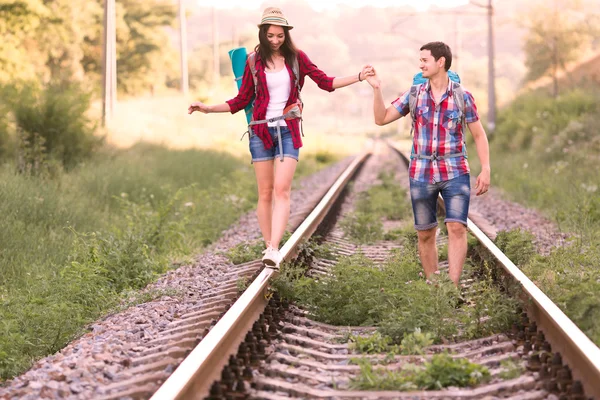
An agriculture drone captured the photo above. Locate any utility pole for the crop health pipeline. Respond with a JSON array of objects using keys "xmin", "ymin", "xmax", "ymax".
[
  {"xmin": 102, "ymin": 0, "xmax": 117, "ymax": 126},
  {"xmin": 178, "ymin": 0, "xmax": 189, "ymax": 95},
  {"xmin": 486, "ymin": 0, "xmax": 496, "ymax": 132},
  {"xmin": 212, "ymin": 6, "xmax": 220, "ymax": 90}
]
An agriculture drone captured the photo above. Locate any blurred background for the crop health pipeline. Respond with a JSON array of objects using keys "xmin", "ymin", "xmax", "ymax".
[{"xmin": 2, "ymin": 0, "xmax": 599, "ymax": 157}]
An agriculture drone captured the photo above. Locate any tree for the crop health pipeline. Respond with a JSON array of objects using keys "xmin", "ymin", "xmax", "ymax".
[
  {"xmin": 522, "ymin": 0, "xmax": 597, "ymax": 97},
  {"xmin": 80, "ymin": 0, "xmax": 178, "ymax": 94},
  {"xmin": 0, "ymin": 0, "xmax": 47, "ymax": 82},
  {"xmin": 37, "ymin": 0, "xmax": 102, "ymax": 83}
]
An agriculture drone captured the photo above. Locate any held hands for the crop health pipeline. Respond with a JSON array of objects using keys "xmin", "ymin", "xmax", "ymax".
[
  {"xmin": 364, "ymin": 65, "xmax": 381, "ymax": 89},
  {"xmin": 188, "ymin": 102, "xmax": 210, "ymax": 114},
  {"xmin": 475, "ymin": 167, "xmax": 491, "ymax": 196},
  {"xmin": 360, "ymin": 64, "xmax": 376, "ymax": 83}
]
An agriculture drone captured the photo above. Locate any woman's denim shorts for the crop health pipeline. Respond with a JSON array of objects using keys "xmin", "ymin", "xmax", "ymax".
[
  {"xmin": 249, "ymin": 126, "xmax": 299, "ymax": 163},
  {"xmin": 409, "ymin": 173, "xmax": 471, "ymax": 230}
]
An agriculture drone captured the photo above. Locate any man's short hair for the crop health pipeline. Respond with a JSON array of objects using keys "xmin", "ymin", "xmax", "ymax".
[{"xmin": 420, "ymin": 42, "xmax": 452, "ymax": 71}]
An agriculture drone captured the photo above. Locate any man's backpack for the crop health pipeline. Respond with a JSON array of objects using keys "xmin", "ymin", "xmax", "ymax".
[{"xmin": 408, "ymin": 70, "xmax": 467, "ymax": 160}]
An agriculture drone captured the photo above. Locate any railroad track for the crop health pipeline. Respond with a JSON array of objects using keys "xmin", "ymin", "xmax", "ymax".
[{"xmin": 103, "ymin": 141, "xmax": 600, "ymax": 400}]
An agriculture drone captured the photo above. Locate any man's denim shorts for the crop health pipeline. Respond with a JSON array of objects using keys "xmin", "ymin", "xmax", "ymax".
[
  {"xmin": 249, "ymin": 126, "xmax": 299, "ymax": 163},
  {"xmin": 409, "ymin": 173, "xmax": 471, "ymax": 230}
]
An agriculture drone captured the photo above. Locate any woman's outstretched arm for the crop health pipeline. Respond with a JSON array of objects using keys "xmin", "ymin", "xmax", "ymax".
[
  {"xmin": 189, "ymin": 59, "xmax": 254, "ymax": 115},
  {"xmin": 332, "ymin": 65, "xmax": 374, "ymax": 89}
]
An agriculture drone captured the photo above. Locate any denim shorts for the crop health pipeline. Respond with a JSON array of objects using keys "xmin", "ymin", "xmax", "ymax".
[
  {"xmin": 249, "ymin": 126, "xmax": 299, "ymax": 163},
  {"xmin": 409, "ymin": 173, "xmax": 471, "ymax": 230}
]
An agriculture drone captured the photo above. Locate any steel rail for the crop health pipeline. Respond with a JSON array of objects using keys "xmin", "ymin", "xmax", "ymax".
[
  {"xmin": 388, "ymin": 140, "xmax": 600, "ymax": 399},
  {"xmin": 150, "ymin": 150, "xmax": 371, "ymax": 400}
]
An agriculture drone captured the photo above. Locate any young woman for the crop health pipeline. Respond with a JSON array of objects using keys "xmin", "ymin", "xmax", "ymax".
[{"xmin": 188, "ymin": 7, "xmax": 373, "ymax": 269}]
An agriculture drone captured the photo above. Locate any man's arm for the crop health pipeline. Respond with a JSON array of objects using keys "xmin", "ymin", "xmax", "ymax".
[
  {"xmin": 467, "ymin": 119, "xmax": 490, "ymax": 195},
  {"xmin": 366, "ymin": 71, "xmax": 402, "ymax": 126}
]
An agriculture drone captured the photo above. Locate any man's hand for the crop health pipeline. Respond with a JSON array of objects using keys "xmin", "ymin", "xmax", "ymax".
[
  {"xmin": 475, "ymin": 167, "xmax": 490, "ymax": 196},
  {"xmin": 365, "ymin": 66, "xmax": 381, "ymax": 89},
  {"xmin": 188, "ymin": 102, "xmax": 210, "ymax": 114},
  {"xmin": 360, "ymin": 64, "xmax": 375, "ymax": 82}
]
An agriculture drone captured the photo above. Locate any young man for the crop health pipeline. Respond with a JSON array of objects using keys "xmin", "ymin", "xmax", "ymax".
[{"xmin": 366, "ymin": 41, "xmax": 490, "ymax": 285}]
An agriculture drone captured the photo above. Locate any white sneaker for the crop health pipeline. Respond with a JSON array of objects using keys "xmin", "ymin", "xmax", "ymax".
[{"xmin": 262, "ymin": 247, "xmax": 281, "ymax": 269}]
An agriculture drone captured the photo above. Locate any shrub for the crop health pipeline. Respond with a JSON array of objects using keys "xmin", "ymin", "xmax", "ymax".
[{"xmin": 9, "ymin": 82, "xmax": 100, "ymax": 169}]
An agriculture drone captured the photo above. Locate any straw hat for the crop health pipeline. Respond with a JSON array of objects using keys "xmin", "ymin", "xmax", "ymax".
[{"xmin": 257, "ymin": 7, "xmax": 293, "ymax": 29}]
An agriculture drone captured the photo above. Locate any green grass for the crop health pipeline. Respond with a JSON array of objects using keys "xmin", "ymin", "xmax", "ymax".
[
  {"xmin": 350, "ymin": 353, "xmax": 490, "ymax": 391},
  {"xmin": 340, "ymin": 172, "xmax": 412, "ymax": 244},
  {"xmin": 481, "ymin": 88, "xmax": 600, "ymax": 346},
  {"xmin": 0, "ymin": 143, "xmax": 336, "ymax": 380},
  {"xmin": 274, "ymin": 237, "xmax": 519, "ymax": 344}
]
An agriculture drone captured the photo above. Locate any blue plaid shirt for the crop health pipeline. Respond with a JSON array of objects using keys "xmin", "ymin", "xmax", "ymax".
[{"xmin": 393, "ymin": 80, "xmax": 479, "ymax": 183}]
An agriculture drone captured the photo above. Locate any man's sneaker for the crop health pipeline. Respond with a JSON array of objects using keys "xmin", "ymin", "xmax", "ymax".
[{"xmin": 262, "ymin": 247, "xmax": 281, "ymax": 269}]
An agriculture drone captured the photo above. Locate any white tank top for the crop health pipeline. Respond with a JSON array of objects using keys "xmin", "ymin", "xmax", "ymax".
[{"xmin": 265, "ymin": 67, "xmax": 291, "ymax": 127}]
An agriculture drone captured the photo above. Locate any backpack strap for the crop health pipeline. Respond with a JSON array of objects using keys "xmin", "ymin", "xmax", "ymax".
[
  {"xmin": 290, "ymin": 54, "xmax": 305, "ymax": 137},
  {"xmin": 408, "ymin": 84, "xmax": 422, "ymax": 159},
  {"xmin": 408, "ymin": 84, "xmax": 422, "ymax": 137},
  {"xmin": 245, "ymin": 52, "xmax": 258, "ymax": 124},
  {"xmin": 451, "ymin": 81, "xmax": 466, "ymax": 130},
  {"xmin": 291, "ymin": 55, "xmax": 301, "ymax": 100},
  {"xmin": 451, "ymin": 82, "xmax": 468, "ymax": 159},
  {"xmin": 248, "ymin": 52, "xmax": 258, "ymax": 90}
]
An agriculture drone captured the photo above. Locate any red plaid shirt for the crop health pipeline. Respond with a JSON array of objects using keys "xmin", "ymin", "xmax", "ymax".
[{"xmin": 226, "ymin": 50, "xmax": 335, "ymax": 149}]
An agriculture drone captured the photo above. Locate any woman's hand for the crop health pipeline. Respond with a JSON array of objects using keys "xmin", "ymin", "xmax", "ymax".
[
  {"xmin": 359, "ymin": 64, "xmax": 375, "ymax": 82},
  {"xmin": 188, "ymin": 102, "xmax": 210, "ymax": 114}
]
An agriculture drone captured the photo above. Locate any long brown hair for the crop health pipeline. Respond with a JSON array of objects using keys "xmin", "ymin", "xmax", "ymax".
[{"xmin": 254, "ymin": 24, "xmax": 298, "ymax": 68}]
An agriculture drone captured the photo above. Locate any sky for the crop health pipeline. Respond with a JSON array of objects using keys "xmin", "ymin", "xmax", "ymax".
[{"xmin": 196, "ymin": 0, "xmax": 471, "ymax": 12}]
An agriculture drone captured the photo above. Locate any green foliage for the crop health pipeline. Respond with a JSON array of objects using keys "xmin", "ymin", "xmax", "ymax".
[
  {"xmin": 438, "ymin": 244, "xmax": 448, "ymax": 262},
  {"xmin": 0, "ymin": 91, "xmax": 12, "ymax": 157},
  {"xmin": 489, "ymin": 88, "xmax": 600, "ymax": 346},
  {"xmin": 270, "ymin": 262, "xmax": 310, "ymax": 303},
  {"xmin": 0, "ymin": 0, "xmax": 178, "ymax": 93},
  {"xmin": 0, "ymin": 1, "xmax": 46, "ymax": 82},
  {"xmin": 236, "ymin": 276, "xmax": 249, "ymax": 292},
  {"xmin": 349, "ymin": 332, "xmax": 400, "ymax": 354},
  {"xmin": 340, "ymin": 173, "xmax": 411, "ymax": 244},
  {"xmin": 492, "ymin": 89, "xmax": 597, "ymax": 153},
  {"xmin": 415, "ymin": 353, "xmax": 490, "ymax": 389},
  {"xmin": 494, "ymin": 229, "xmax": 536, "ymax": 266},
  {"xmin": 400, "ymin": 329, "xmax": 435, "ymax": 355},
  {"xmin": 64, "ymin": 188, "xmax": 191, "ymax": 293},
  {"xmin": 523, "ymin": 1, "xmax": 593, "ymax": 86},
  {"xmin": 521, "ymin": 243, "xmax": 600, "ymax": 345},
  {"xmin": 350, "ymin": 353, "xmax": 490, "ymax": 390},
  {"xmin": 295, "ymin": 151, "xmax": 341, "ymax": 179},
  {"xmin": 14, "ymin": 130, "xmax": 56, "ymax": 177},
  {"xmin": 225, "ymin": 240, "xmax": 265, "ymax": 265},
  {"xmin": 460, "ymin": 276, "xmax": 520, "ymax": 339},
  {"xmin": 378, "ymin": 275, "xmax": 460, "ymax": 344},
  {"xmin": 499, "ymin": 359, "xmax": 524, "ymax": 380},
  {"xmin": 274, "ymin": 228, "xmax": 521, "ymax": 345},
  {"xmin": 340, "ymin": 212, "xmax": 384, "ymax": 244},
  {"xmin": 0, "ymin": 145, "xmax": 258, "ymax": 379},
  {"xmin": 275, "ymin": 248, "xmax": 463, "ymax": 342},
  {"xmin": 114, "ymin": 0, "xmax": 178, "ymax": 93},
  {"xmin": 350, "ymin": 358, "xmax": 418, "ymax": 391},
  {"xmin": 8, "ymin": 82, "xmax": 100, "ymax": 168},
  {"xmin": 355, "ymin": 172, "xmax": 411, "ymax": 220}
]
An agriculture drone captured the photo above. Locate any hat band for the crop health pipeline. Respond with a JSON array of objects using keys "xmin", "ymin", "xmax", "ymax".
[{"xmin": 260, "ymin": 16, "xmax": 289, "ymax": 26}]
